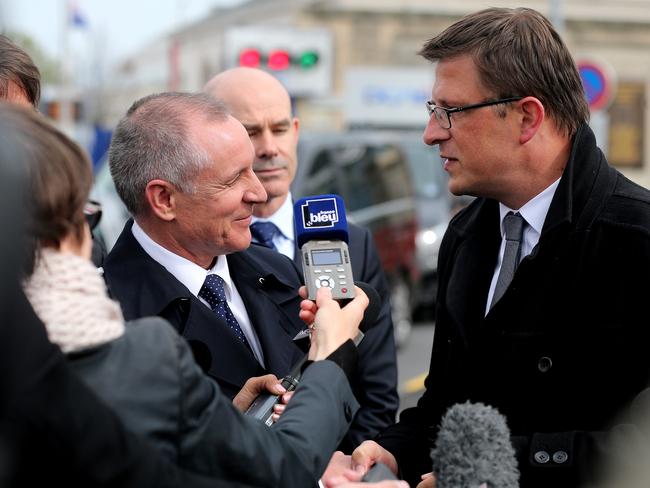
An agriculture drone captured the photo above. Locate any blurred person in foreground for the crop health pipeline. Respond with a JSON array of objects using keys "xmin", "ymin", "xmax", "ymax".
[
  {"xmin": 204, "ymin": 67, "xmax": 399, "ymax": 452},
  {"xmin": 7, "ymin": 101, "xmax": 372, "ymax": 487},
  {"xmin": 103, "ymin": 92, "xmax": 312, "ymax": 405},
  {"xmin": 0, "ymin": 33, "xmax": 108, "ymax": 266},
  {"xmin": 327, "ymin": 7, "xmax": 650, "ymax": 488},
  {"xmin": 0, "ymin": 34, "xmax": 40, "ymax": 108},
  {"xmin": 0, "ymin": 101, "xmax": 221, "ymax": 488}
]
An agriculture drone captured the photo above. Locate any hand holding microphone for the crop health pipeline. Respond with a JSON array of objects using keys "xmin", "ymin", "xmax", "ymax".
[
  {"xmin": 246, "ymin": 283, "xmax": 373, "ymax": 424},
  {"xmin": 300, "ymin": 285, "xmax": 368, "ymax": 361},
  {"xmin": 246, "ymin": 194, "xmax": 378, "ymax": 424}
]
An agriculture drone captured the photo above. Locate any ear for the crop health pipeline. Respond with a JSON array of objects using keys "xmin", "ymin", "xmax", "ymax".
[
  {"xmin": 518, "ymin": 97, "xmax": 545, "ymax": 144},
  {"xmin": 292, "ymin": 116, "xmax": 300, "ymax": 143},
  {"xmin": 144, "ymin": 179, "xmax": 177, "ymax": 222}
]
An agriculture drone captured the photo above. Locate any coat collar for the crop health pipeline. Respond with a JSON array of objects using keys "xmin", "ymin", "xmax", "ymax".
[
  {"xmin": 543, "ymin": 123, "xmax": 612, "ymax": 235},
  {"xmin": 443, "ymin": 123, "xmax": 615, "ymax": 333}
]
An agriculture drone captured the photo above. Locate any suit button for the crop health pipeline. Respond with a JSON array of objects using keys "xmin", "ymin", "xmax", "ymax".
[
  {"xmin": 534, "ymin": 450, "xmax": 550, "ymax": 464},
  {"xmin": 537, "ymin": 356, "xmax": 553, "ymax": 373},
  {"xmin": 553, "ymin": 450, "xmax": 568, "ymax": 464}
]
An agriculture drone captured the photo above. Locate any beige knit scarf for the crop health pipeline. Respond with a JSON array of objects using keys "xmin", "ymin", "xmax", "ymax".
[{"xmin": 23, "ymin": 248, "xmax": 125, "ymax": 353}]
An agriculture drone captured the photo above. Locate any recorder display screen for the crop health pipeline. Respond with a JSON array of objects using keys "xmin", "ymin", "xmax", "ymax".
[{"xmin": 311, "ymin": 249, "xmax": 343, "ymax": 266}]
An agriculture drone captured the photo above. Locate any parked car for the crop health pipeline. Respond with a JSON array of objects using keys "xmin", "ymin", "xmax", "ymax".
[{"xmin": 294, "ymin": 131, "xmax": 456, "ymax": 346}]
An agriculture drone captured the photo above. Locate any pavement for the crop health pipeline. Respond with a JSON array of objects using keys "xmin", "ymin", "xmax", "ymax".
[{"xmin": 396, "ymin": 321, "xmax": 434, "ymax": 414}]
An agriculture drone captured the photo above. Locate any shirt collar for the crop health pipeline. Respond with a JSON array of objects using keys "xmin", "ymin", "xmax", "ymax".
[
  {"xmin": 131, "ymin": 220, "xmax": 234, "ymax": 299},
  {"xmin": 498, "ymin": 177, "xmax": 561, "ymax": 237},
  {"xmin": 252, "ymin": 191, "xmax": 295, "ymax": 242}
]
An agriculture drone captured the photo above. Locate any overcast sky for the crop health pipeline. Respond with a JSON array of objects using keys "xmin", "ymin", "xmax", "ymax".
[{"xmin": 1, "ymin": 0, "xmax": 243, "ymax": 63}]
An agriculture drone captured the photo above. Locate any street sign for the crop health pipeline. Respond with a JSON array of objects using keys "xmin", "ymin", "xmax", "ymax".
[{"xmin": 578, "ymin": 59, "xmax": 616, "ymax": 111}]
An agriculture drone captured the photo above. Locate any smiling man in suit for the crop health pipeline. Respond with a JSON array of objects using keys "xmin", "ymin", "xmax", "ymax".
[
  {"xmin": 204, "ymin": 68, "xmax": 399, "ymax": 452},
  {"xmin": 103, "ymin": 92, "xmax": 309, "ymax": 400}
]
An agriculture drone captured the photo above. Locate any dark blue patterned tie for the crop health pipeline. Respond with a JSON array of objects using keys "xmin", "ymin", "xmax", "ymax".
[
  {"xmin": 250, "ymin": 221, "xmax": 279, "ymax": 250},
  {"xmin": 198, "ymin": 274, "xmax": 251, "ymax": 349}
]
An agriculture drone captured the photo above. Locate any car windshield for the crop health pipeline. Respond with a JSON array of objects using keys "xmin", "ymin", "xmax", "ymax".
[{"xmin": 402, "ymin": 142, "xmax": 446, "ymax": 199}]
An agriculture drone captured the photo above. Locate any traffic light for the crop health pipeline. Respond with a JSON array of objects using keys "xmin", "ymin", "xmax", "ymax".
[
  {"xmin": 268, "ymin": 50, "xmax": 290, "ymax": 71},
  {"xmin": 237, "ymin": 48, "xmax": 320, "ymax": 71},
  {"xmin": 239, "ymin": 48, "xmax": 261, "ymax": 68},
  {"xmin": 299, "ymin": 50, "xmax": 319, "ymax": 69}
]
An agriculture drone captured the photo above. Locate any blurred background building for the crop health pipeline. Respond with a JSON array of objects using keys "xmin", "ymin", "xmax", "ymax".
[
  {"xmin": 2, "ymin": 0, "xmax": 649, "ymax": 185},
  {"xmin": 97, "ymin": 0, "xmax": 650, "ymax": 187}
]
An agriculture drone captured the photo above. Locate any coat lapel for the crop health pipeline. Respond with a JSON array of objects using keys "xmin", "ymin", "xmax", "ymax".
[
  {"xmin": 228, "ymin": 249, "xmax": 306, "ymax": 377},
  {"xmin": 445, "ymin": 201, "xmax": 501, "ymax": 343},
  {"xmin": 104, "ymin": 221, "xmax": 266, "ymax": 393}
]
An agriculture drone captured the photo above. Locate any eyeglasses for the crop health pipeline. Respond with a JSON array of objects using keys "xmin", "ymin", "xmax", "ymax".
[
  {"xmin": 425, "ymin": 97, "xmax": 523, "ymax": 129},
  {"xmin": 84, "ymin": 200, "xmax": 102, "ymax": 231}
]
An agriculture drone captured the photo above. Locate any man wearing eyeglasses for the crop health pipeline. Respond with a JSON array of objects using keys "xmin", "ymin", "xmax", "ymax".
[{"xmin": 324, "ymin": 7, "xmax": 650, "ymax": 488}]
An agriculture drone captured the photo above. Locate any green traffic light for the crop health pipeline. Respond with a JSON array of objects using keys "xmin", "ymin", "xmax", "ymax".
[{"xmin": 300, "ymin": 51, "xmax": 319, "ymax": 69}]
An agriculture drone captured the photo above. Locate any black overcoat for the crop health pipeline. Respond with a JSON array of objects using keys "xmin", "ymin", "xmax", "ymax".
[{"xmin": 376, "ymin": 124, "xmax": 650, "ymax": 487}]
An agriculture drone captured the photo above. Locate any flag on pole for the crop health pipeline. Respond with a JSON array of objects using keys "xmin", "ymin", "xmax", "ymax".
[{"xmin": 68, "ymin": 1, "xmax": 88, "ymax": 28}]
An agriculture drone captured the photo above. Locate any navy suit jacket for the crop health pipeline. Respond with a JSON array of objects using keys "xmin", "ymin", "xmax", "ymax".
[
  {"xmin": 293, "ymin": 222, "xmax": 399, "ymax": 452},
  {"xmin": 104, "ymin": 220, "xmax": 306, "ymax": 399}
]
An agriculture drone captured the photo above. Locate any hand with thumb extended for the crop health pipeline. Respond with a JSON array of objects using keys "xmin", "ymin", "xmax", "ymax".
[{"xmin": 303, "ymin": 285, "xmax": 368, "ymax": 361}]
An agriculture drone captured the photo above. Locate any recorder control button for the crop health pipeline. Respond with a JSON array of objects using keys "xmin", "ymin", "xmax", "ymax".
[{"xmin": 315, "ymin": 275, "xmax": 334, "ymax": 289}]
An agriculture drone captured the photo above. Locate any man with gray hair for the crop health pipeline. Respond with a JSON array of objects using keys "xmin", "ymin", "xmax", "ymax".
[{"xmin": 104, "ymin": 92, "xmax": 310, "ymax": 403}]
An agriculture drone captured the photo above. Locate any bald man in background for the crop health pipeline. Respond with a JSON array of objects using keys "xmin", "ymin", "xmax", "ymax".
[{"xmin": 204, "ymin": 68, "xmax": 399, "ymax": 452}]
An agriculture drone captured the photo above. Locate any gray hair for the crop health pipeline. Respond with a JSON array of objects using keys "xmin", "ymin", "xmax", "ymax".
[{"xmin": 108, "ymin": 92, "xmax": 229, "ymax": 216}]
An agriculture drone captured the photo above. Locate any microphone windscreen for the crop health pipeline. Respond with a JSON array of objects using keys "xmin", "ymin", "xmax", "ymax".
[
  {"xmin": 293, "ymin": 194, "xmax": 349, "ymax": 248},
  {"xmin": 354, "ymin": 281, "xmax": 381, "ymax": 332},
  {"xmin": 431, "ymin": 402, "xmax": 520, "ymax": 488}
]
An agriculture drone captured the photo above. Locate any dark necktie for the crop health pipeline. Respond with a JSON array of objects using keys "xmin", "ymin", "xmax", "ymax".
[
  {"xmin": 250, "ymin": 221, "xmax": 279, "ymax": 250},
  {"xmin": 198, "ymin": 274, "xmax": 251, "ymax": 349},
  {"xmin": 490, "ymin": 212, "xmax": 526, "ymax": 309}
]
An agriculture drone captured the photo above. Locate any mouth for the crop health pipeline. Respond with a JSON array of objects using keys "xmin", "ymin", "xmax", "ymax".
[
  {"xmin": 254, "ymin": 166, "xmax": 286, "ymax": 177},
  {"xmin": 441, "ymin": 156, "xmax": 457, "ymax": 171},
  {"xmin": 236, "ymin": 215, "xmax": 253, "ymax": 225}
]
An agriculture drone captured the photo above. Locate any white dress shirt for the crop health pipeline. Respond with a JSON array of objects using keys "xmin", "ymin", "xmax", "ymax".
[
  {"xmin": 251, "ymin": 192, "xmax": 296, "ymax": 260},
  {"xmin": 131, "ymin": 221, "xmax": 265, "ymax": 366},
  {"xmin": 485, "ymin": 178, "xmax": 561, "ymax": 315}
]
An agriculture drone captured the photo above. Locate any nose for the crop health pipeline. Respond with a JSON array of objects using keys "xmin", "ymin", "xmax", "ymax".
[
  {"xmin": 256, "ymin": 129, "xmax": 279, "ymax": 160},
  {"xmin": 423, "ymin": 116, "xmax": 450, "ymax": 146},
  {"xmin": 244, "ymin": 168, "xmax": 268, "ymax": 204}
]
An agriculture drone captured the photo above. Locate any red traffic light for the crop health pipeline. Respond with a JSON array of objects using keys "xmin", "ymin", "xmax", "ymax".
[
  {"xmin": 239, "ymin": 48, "xmax": 261, "ymax": 68},
  {"xmin": 268, "ymin": 50, "xmax": 290, "ymax": 71}
]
